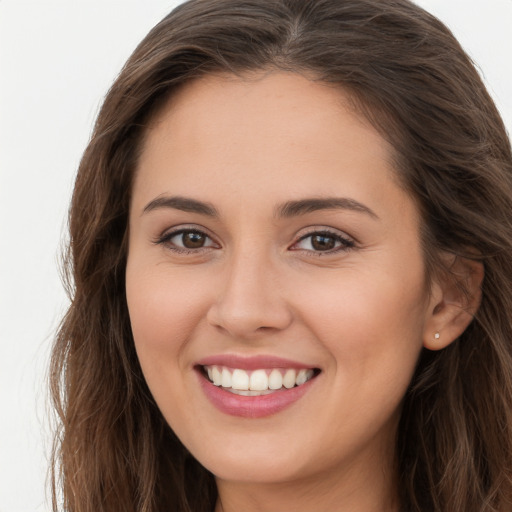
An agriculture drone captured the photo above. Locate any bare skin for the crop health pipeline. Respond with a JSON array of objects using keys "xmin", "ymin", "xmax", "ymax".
[{"xmin": 126, "ymin": 71, "xmax": 478, "ymax": 512}]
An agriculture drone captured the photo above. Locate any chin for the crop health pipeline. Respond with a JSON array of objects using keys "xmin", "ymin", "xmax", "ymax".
[{"xmin": 203, "ymin": 453, "xmax": 310, "ymax": 484}]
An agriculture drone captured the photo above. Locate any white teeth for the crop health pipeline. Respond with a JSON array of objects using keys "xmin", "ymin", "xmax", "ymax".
[
  {"xmin": 268, "ymin": 369, "xmax": 283, "ymax": 389},
  {"xmin": 221, "ymin": 367, "xmax": 232, "ymax": 388},
  {"xmin": 296, "ymin": 369, "xmax": 310, "ymax": 386},
  {"xmin": 229, "ymin": 389, "xmax": 274, "ymax": 396},
  {"xmin": 283, "ymin": 369, "xmax": 296, "ymax": 389},
  {"xmin": 231, "ymin": 369, "xmax": 249, "ymax": 390},
  {"xmin": 249, "ymin": 369, "xmax": 268, "ymax": 391},
  {"xmin": 212, "ymin": 366, "xmax": 222, "ymax": 386},
  {"xmin": 204, "ymin": 365, "xmax": 316, "ymax": 391}
]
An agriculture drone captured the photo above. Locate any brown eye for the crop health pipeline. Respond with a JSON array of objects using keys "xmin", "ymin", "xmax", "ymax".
[
  {"xmin": 181, "ymin": 231, "xmax": 207, "ymax": 248},
  {"xmin": 311, "ymin": 234, "xmax": 336, "ymax": 251},
  {"xmin": 158, "ymin": 228, "xmax": 217, "ymax": 252},
  {"xmin": 292, "ymin": 230, "xmax": 355, "ymax": 254}
]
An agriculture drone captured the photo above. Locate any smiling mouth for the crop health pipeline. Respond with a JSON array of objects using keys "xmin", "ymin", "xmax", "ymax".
[{"xmin": 201, "ymin": 365, "xmax": 320, "ymax": 396}]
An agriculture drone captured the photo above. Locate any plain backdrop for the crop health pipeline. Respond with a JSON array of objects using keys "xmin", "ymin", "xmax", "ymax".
[{"xmin": 0, "ymin": 1, "xmax": 511, "ymax": 510}]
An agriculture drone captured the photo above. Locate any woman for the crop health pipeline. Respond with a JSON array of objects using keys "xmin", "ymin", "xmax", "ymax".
[{"xmin": 49, "ymin": 0, "xmax": 512, "ymax": 511}]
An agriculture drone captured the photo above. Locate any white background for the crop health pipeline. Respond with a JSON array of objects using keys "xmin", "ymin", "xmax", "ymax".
[{"xmin": 1, "ymin": 1, "xmax": 511, "ymax": 510}]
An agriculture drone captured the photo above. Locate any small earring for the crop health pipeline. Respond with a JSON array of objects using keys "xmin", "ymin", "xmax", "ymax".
[{"xmin": 434, "ymin": 332, "xmax": 440, "ymax": 340}]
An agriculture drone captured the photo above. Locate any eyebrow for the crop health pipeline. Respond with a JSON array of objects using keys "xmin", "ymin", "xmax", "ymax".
[
  {"xmin": 143, "ymin": 196, "xmax": 219, "ymax": 217},
  {"xmin": 275, "ymin": 197, "xmax": 378, "ymax": 220},
  {"xmin": 142, "ymin": 195, "xmax": 378, "ymax": 220}
]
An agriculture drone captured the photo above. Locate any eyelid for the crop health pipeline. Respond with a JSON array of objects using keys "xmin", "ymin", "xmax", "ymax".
[
  {"xmin": 290, "ymin": 226, "xmax": 356, "ymax": 253},
  {"xmin": 153, "ymin": 224, "xmax": 356, "ymax": 255},
  {"xmin": 294, "ymin": 225, "xmax": 357, "ymax": 242},
  {"xmin": 153, "ymin": 224, "xmax": 220, "ymax": 252}
]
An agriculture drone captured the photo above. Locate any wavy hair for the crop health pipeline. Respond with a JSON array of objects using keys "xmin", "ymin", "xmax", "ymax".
[{"xmin": 50, "ymin": 0, "xmax": 512, "ymax": 510}]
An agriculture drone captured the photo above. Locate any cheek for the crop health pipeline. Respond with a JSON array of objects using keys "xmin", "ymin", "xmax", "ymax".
[
  {"xmin": 125, "ymin": 264, "xmax": 211, "ymax": 371},
  {"xmin": 300, "ymin": 261, "xmax": 427, "ymax": 329},
  {"xmin": 296, "ymin": 265, "xmax": 428, "ymax": 381}
]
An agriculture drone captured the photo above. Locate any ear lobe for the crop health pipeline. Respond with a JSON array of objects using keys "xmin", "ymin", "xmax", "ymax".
[{"xmin": 423, "ymin": 255, "xmax": 484, "ymax": 351}]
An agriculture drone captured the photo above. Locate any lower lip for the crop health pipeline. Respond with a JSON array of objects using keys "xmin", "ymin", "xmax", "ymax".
[{"xmin": 197, "ymin": 371, "xmax": 317, "ymax": 418}]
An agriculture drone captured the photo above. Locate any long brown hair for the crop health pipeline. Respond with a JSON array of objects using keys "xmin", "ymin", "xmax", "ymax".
[{"xmin": 50, "ymin": 1, "xmax": 512, "ymax": 510}]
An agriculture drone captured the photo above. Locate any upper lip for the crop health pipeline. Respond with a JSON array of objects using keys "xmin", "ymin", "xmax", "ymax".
[{"xmin": 195, "ymin": 354, "xmax": 319, "ymax": 371}]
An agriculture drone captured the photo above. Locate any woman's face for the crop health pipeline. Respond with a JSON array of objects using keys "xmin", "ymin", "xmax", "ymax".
[{"xmin": 126, "ymin": 72, "xmax": 437, "ymax": 487}]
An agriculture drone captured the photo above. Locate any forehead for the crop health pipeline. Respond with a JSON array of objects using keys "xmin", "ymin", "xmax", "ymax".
[
  {"xmin": 135, "ymin": 71, "xmax": 400, "ymax": 201},
  {"xmin": 146, "ymin": 71, "xmax": 383, "ymax": 151},
  {"xmin": 134, "ymin": 72, "xmax": 416, "ymax": 230}
]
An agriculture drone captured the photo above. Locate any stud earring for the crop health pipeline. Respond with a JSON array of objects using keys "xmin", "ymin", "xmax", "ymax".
[{"xmin": 434, "ymin": 332, "xmax": 440, "ymax": 340}]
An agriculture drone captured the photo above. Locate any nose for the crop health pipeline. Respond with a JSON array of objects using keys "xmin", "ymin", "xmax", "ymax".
[{"xmin": 206, "ymin": 249, "xmax": 293, "ymax": 339}]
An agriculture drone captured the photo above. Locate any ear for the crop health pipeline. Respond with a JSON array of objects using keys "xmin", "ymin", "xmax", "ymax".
[{"xmin": 423, "ymin": 255, "xmax": 484, "ymax": 351}]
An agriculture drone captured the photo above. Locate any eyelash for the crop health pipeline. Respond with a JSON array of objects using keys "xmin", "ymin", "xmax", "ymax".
[
  {"xmin": 292, "ymin": 229, "xmax": 356, "ymax": 255},
  {"xmin": 154, "ymin": 227, "xmax": 356, "ymax": 255},
  {"xmin": 154, "ymin": 227, "xmax": 218, "ymax": 254}
]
